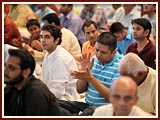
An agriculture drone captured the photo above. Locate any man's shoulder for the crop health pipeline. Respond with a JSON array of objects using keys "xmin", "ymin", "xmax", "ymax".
[
  {"xmin": 130, "ymin": 105, "xmax": 153, "ymax": 116},
  {"xmin": 93, "ymin": 104, "xmax": 113, "ymax": 116}
]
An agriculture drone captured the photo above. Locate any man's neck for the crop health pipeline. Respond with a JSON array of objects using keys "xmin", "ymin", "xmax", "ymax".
[
  {"xmin": 137, "ymin": 67, "xmax": 149, "ymax": 86},
  {"xmin": 136, "ymin": 38, "xmax": 149, "ymax": 52}
]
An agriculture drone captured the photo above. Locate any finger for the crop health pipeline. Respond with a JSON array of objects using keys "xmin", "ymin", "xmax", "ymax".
[{"xmin": 88, "ymin": 52, "xmax": 91, "ymax": 59}]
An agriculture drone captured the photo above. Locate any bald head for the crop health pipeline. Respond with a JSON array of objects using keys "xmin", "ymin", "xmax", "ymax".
[
  {"xmin": 110, "ymin": 76, "xmax": 137, "ymax": 95},
  {"xmin": 110, "ymin": 76, "xmax": 138, "ymax": 116}
]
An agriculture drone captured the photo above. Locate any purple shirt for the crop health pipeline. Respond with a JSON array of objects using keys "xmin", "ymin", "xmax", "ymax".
[{"xmin": 60, "ymin": 11, "xmax": 86, "ymax": 45}]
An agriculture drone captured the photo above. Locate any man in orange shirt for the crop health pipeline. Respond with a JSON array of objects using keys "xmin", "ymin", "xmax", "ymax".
[{"xmin": 75, "ymin": 20, "xmax": 99, "ymax": 63}]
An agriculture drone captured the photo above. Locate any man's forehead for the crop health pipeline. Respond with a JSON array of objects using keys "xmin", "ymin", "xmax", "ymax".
[
  {"xmin": 6, "ymin": 56, "xmax": 20, "ymax": 64},
  {"xmin": 40, "ymin": 30, "xmax": 51, "ymax": 35}
]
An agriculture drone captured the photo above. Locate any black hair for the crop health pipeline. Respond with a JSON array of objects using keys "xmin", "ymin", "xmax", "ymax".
[
  {"xmin": 42, "ymin": 13, "xmax": 60, "ymax": 26},
  {"xmin": 8, "ymin": 49, "xmax": 35, "ymax": 76},
  {"xmin": 26, "ymin": 19, "xmax": 40, "ymax": 30},
  {"xmin": 82, "ymin": 20, "xmax": 98, "ymax": 33},
  {"xmin": 132, "ymin": 18, "xmax": 152, "ymax": 39},
  {"xmin": 41, "ymin": 24, "xmax": 62, "ymax": 45},
  {"xmin": 97, "ymin": 32, "xmax": 117, "ymax": 52},
  {"xmin": 110, "ymin": 22, "xmax": 125, "ymax": 33}
]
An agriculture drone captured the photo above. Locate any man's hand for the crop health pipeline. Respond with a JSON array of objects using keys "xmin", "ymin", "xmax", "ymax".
[
  {"xmin": 70, "ymin": 67, "xmax": 93, "ymax": 83},
  {"xmin": 80, "ymin": 53, "xmax": 94, "ymax": 70}
]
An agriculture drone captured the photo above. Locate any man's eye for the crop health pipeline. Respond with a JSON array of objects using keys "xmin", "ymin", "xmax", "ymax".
[
  {"xmin": 45, "ymin": 36, "xmax": 50, "ymax": 39},
  {"xmin": 113, "ymin": 95, "xmax": 120, "ymax": 100},
  {"xmin": 124, "ymin": 96, "xmax": 132, "ymax": 102}
]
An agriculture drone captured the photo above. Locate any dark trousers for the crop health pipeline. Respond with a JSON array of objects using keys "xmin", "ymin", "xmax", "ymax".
[{"xmin": 56, "ymin": 99, "xmax": 96, "ymax": 116}]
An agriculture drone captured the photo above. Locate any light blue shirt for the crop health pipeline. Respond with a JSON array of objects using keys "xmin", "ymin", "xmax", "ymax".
[
  {"xmin": 85, "ymin": 52, "xmax": 123, "ymax": 106},
  {"xmin": 36, "ymin": 6, "xmax": 55, "ymax": 27},
  {"xmin": 117, "ymin": 28, "xmax": 135, "ymax": 55}
]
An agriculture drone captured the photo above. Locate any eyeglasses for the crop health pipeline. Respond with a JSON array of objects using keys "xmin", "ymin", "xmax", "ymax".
[{"xmin": 4, "ymin": 64, "xmax": 21, "ymax": 72}]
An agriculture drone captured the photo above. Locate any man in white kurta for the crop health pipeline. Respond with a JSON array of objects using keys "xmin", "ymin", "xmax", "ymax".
[
  {"xmin": 42, "ymin": 45, "xmax": 80, "ymax": 101},
  {"xmin": 41, "ymin": 24, "xmax": 80, "ymax": 101}
]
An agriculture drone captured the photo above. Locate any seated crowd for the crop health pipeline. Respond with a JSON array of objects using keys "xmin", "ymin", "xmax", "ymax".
[{"xmin": 4, "ymin": 3, "xmax": 157, "ymax": 117}]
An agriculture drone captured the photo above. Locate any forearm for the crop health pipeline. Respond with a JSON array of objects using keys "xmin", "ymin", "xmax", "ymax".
[
  {"xmin": 76, "ymin": 79, "xmax": 87, "ymax": 93},
  {"xmin": 89, "ymin": 76, "xmax": 110, "ymax": 100}
]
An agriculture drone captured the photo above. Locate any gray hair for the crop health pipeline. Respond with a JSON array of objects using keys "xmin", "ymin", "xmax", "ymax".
[{"xmin": 118, "ymin": 53, "xmax": 147, "ymax": 77}]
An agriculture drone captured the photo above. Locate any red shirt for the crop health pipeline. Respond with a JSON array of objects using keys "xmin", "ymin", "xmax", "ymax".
[
  {"xmin": 4, "ymin": 16, "xmax": 22, "ymax": 48},
  {"xmin": 126, "ymin": 40, "xmax": 156, "ymax": 69}
]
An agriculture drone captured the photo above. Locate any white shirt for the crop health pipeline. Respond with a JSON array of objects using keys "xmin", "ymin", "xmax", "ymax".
[
  {"xmin": 93, "ymin": 104, "xmax": 152, "ymax": 116},
  {"xmin": 113, "ymin": 6, "xmax": 141, "ymax": 28},
  {"xmin": 42, "ymin": 46, "xmax": 80, "ymax": 100},
  {"xmin": 61, "ymin": 27, "xmax": 81, "ymax": 57}
]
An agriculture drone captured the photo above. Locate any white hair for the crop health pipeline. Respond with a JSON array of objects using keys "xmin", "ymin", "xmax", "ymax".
[{"xmin": 118, "ymin": 53, "xmax": 147, "ymax": 77}]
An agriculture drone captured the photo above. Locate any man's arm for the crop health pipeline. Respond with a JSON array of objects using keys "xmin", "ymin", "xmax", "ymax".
[{"xmin": 71, "ymin": 67, "xmax": 110, "ymax": 100}]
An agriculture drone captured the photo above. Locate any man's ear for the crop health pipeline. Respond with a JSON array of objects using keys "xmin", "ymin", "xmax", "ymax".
[
  {"xmin": 112, "ymin": 49, "xmax": 117, "ymax": 55},
  {"xmin": 22, "ymin": 68, "xmax": 31, "ymax": 78},
  {"xmin": 144, "ymin": 29, "xmax": 150, "ymax": 36},
  {"xmin": 55, "ymin": 38, "xmax": 60, "ymax": 45},
  {"xmin": 137, "ymin": 71, "xmax": 145, "ymax": 79}
]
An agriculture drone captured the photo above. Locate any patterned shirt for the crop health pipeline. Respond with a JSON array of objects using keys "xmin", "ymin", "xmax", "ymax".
[
  {"xmin": 85, "ymin": 52, "xmax": 123, "ymax": 106},
  {"xmin": 80, "ymin": 5, "xmax": 108, "ymax": 31}
]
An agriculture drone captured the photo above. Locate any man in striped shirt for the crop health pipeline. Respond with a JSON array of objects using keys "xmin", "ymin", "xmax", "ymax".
[{"xmin": 71, "ymin": 32, "xmax": 123, "ymax": 107}]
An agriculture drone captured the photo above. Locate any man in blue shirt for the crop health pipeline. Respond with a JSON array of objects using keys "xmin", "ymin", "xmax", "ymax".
[
  {"xmin": 71, "ymin": 32, "xmax": 123, "ymax": 106},
  {"xmin": 110, "ymin": 22, "xmax": 135, "ymax": 55}
]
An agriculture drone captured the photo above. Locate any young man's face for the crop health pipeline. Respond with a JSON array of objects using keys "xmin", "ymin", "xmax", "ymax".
[
  {"xmin": 40, "ymin": 30, "xmax": 57, "ymax": 54},
  {"xmin": 132, "ymin": 23, "xmax": 146, "ymax": 40},
  {"xmin": 59, "ymin": 5, "xmax": 71, "ymax": 15},
  {"xmin": 84, "ymin": 24, "xmax": 99, "ymax": 46},
  {"xmin": 143, "ymin": 4, "xmax": 155, "ymax": 13},
  {"xmin": 95, "ymin": 42, "xmax": 116, "ymax": 65},
  {"xmin": 4, "ymin": 56, "xmax": 23, "ymax": 85},
  {"xmin": 114, "ymin": 31, "xmax": 125, "ymax": 41}
]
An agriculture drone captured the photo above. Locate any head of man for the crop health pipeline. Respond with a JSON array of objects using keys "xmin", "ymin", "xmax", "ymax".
[
  {"xmin": 82, "ymin": 20, "xmax": 99, "ymax": 46},
  {"xmin": 95, "ymin": 32, "xmax": 117, "ymax": 65},
  {"xmin": 118, "ymin": 53, "xmax": 148, "ymax": 85},
  {"xmin": 42, "ymin": 13, "xmax": 60, "ymax": 26},
  {"xmin": 143, "ymin": 4, "xmax": 156, "ymax": 14},
  {"xmin": 84, "ymin": 4, "xmax": 95, "ymax": 12},
  {"xmin": 132, "ymin": 18, "xmax": 152, "ymax": 40},
  {"xmin": 4, "ymin": 49, "xmax": 35, "ymax": 86},
  {"xmin": 60, "ymin": 4, "xmax": 73, "ymax": 16},
  {"xmin": 36, "ymin": 4, "xmax": 47, "ymax": 11},
  {"xmin": 110, "ymin": 22, "xmax": 127, "ymax": 41},
  {"xmin": 123, "ymin": 4, "xmax": 135, "ymax": 15},
  {"xmin": 110, "ymin": 76, "xmax": 138, "ymax": 116},
  {"xmin": 40, "ymin": 24, "xmax": 62, "ymax": 54},
  {"xmin": 26, "ymin": 19, "xmax": 40, "ymax": 39},
  {"xmin": 112, "ymin": 4, "xmax": 121, "ymax": 10}
]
